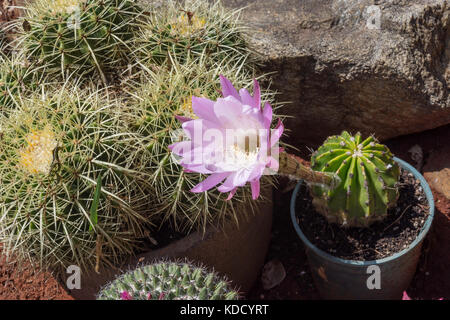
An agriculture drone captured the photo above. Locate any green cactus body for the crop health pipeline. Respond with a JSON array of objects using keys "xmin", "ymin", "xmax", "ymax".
[
  {"xmin": 0, "ymin": 54, "xmax": 40, "ymax": 112},
  {"xmin": 97, "ymin": 260, "xmax": 240, "ymax": 300},
  {"xmin": 121, "ymin": 56, "xmax": 275, "ymax": 232},
  {"xmin": 310, "ymin": 131, "xmax": 400, "ymax": 227},
  {"xmin": 137, "ymin": 0, "xmax": 249, "ymax": 67},
  {"xmin": 19, "ymin": 0, "xmax": 142, "ymax": 82},
  {"xmin": 0, "ymin": 85, "xmax": 154, "ymax": 270}
]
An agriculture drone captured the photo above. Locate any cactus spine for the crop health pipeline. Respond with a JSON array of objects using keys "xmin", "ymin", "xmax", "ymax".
[
  {"xmin": 0, "ymin": 53, "xmax": 41, "ymax": 112},
  {"xmin": 136, "ymin": 0, "xmax": 250, "ymax": 68},
  {"xmin": 97, "ymin": 260, "xmax": 240, "ymax": 300},
  {"xmin": 0, "ymin": 84, "xmax": 154, "ymax": 270},
  {"xmin": 17, "ymin": 0, "xmax": 143, "ymax": 82},
  {"xmin": 310, "ymin": 131, "xmax": 400, "ymax": 227}
]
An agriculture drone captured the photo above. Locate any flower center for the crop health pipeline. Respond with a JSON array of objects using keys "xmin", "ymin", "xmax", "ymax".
[
  {"xmin": 225, "ymin": 144, "xmax": 259, "ymax": 170},
  {"xmin": 180, "ymin": 96, "xmax": 196, "ymax": 118},
  {"xmin": 170, "ymin": 14, "xmax": 206, "ymax": 36},
  {"xmin": 48, "ymin": 0, "xmax": 84, "ymax": 15},
  {"xmin": 20, "ymin": 126, "xmax": 58, "ymax": 175}
]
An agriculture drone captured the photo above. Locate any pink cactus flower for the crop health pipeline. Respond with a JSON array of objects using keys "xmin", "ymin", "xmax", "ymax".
[
  {"xmin": 402, "ymin": 291, "xmax": 445, "ymax": 300},
  {"xmin": 170, "ymin": 75, "xmax": 283, "ymax": 200},
  {"xmin": 120, "ymin": 291, "xmax": 133, "ymax": 300},
  {"xmin": 402, "ymin": 291, "xmax": 412, "ymax": 300}
]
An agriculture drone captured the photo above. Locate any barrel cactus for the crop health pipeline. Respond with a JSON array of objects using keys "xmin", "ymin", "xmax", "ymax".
[
  {"xmin": 17, "ymin": 0, "xmax": 143, "ymax": 82},
  {"xmin": 97, "ymin": 260, "xmax": 240, "ymax": 300},
  {"xmin": 0, "ymin": 84, "xmax": 154, "ymax": 270},
  {"xmin": 122, "ymin": 56, "xmax": 275, "ymax": 232},
  {"xmin": 136, "ymin": 0, "xmax": 250, "ymax": 68},
  {"xmin": 310, "ymin": 131, "xmax": 400, "ymax": 227}
]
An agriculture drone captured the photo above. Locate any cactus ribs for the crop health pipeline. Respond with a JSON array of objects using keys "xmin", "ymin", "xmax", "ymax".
[{"xmin": 294, "ymin": 169, "xmax": 429, "ymax": 261}]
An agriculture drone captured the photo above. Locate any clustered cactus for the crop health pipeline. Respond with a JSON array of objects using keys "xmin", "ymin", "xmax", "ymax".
[
  {"xmin": 97, "ymin": 260, "xmax": 240, "ymax": 300},
  {"xmin": 0, "ymin": 0, "xmax": 266, "ymax": 272},
  {"xmin": 310, "ymin": 131, "xmax": 400, "ymax": 227},
  {"xmin": 0, "ymin": 86, "xmax": 154, "ymax": 269},
  {"xmin": 136, "ymin": 0, "xmax": 250, "ymax": 68},
  {"xmin": 17, "ymin": 0, "xmax": 143, "ymax": 82}
]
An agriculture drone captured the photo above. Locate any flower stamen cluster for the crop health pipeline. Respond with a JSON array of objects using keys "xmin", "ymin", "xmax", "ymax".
[
  {"xmin": 19, "ymin": 126, "xmax": 58, "ymax": 175},
  {"xmin": 170, "ymin": 14, "xmax": 206, "ymax": 36}
]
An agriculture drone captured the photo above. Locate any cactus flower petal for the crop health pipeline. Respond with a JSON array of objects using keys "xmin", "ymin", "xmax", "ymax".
[
  {"xmin": 191, "ymin": 172, "xmax": 230, "ymax": 193},
  {"xmin": 181, "ymin": 119, "xmax": 220, "ymax": 139},
  {"xmin": 251, "ymin": 79, "xmax": 261, "ymax": 109},
  {"xmin": 175, "ymin": 115, "xmax": 192, "ymax": 123},
  {"xmin": 250, "ymin": 180, "xmax": 260, "ymax": 200},
  {"xmin": 239, "ymin": 79, "xmax": 260, "ymax": 109},
  {"xmin": 226, "ymin": 188, "xmax": 238, "ymax": 200},
  {"xmin": 262, "ymin": 102, "xmax": 273, "ymax": 129},
  {"xmin": 218, "ymin": 172, "xmax": 241, "ymax": 193},
  {"xmin": 220, "ymin": 75, "xmax": 240, "ymax": 100},
  {"xmin": 120, "ymin": 291, "xmax": 133, "ymax": 300},
  {"xmin": 192, "ymin": 96, "xmax": 218, "ymax": 123},
  {"xmin": 214, "ymin": 96, "xmax": 245, "ymax": 125},
  {"xmin": 239, "ymin": 88, "xmax": 255, "ymax": 107},
  {"xmin": 267, "ymin": 157, "xmax": 280, "ymax": 171},
  {"xmin": 271, "ymin": 119, "xmax": 284, "ymax": 147}
]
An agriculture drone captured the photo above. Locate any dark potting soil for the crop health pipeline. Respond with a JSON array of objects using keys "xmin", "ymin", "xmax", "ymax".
[
  {"xmin": 294, "ymin": 169, "xmax": 430, "ymax": 261},
  {"xmin": 140, "ymin": 222, "xmax": 188, "ymax": 251}
]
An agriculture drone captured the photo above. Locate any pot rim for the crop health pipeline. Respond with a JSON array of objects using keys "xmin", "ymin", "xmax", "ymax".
[{"xmin": 290, "ymin": 157, "xmax": 435, "ymax": 266}]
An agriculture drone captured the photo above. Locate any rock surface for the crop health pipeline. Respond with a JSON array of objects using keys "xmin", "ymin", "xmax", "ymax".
[
  {"xmin": 260, "ymin": 259, "xmax": 286, "ymax": 290},
  {"xmin": 423, "ymin": 143, "xmax": 450, "ymax": 199},
  {"xmin": 218, "ymin": 0, "xmax": 449, "ymax": 146},
  {"xmin": 0, "ymin": 1, "xmax": 21, "ymax": 24}
]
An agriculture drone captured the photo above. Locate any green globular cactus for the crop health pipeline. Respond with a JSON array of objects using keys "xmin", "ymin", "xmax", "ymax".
[
  {"xmin": 121, "ymin": 56, "xmax": 275, "ymax": 232},
  {"xmin": 0, "ymin": 84, "xmax": 155, "ymax": 270},
  {"xmin": 97, "ymin": 260, "xmax": 240, "ymax": 300},
  {"xmin": 136, "ymin": 0, "xmax": 250, "ymax": 68},
  {"xmin": 17, "ymin": 0, "xmax": 143, "ymax": 83},
  {"xmin": 0, "ymin": 54, "xmax": 41, "ymax": 112},
  {"xmin": 310, "ymin": 131, "xmax": 400, "ymax": 227}
]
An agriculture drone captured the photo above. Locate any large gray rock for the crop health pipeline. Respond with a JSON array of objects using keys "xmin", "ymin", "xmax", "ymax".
[
  {"xmin": 424, "ymin": 143, "xmax": 450, "ymax": 200},
  {"xmin": 219, "ymin": 0, "xmax": 449, "ymax": 146}
]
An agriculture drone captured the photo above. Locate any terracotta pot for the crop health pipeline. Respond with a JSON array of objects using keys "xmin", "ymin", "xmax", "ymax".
[{"xmin": 69, "ymin": 187, "xmax": 273, "ymax": 299}]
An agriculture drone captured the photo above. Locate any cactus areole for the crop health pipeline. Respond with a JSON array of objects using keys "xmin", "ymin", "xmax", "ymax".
[{"xmin": 310, "ymin": 131, "xmax": 400, "ymax": 227}]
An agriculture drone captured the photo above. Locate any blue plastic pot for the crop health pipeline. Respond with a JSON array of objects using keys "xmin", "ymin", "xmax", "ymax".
[{"xmin": 290, "ymin": 157, "xmax": 434, "ymax": 300}]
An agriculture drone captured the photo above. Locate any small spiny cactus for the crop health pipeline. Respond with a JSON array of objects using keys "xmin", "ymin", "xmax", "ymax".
[
  {"xmin": 310, "ymin": 131, "xmax": 400, "ymax": 227},
  {"xmin": 136, "ymin": 0, "xmax": 250, "ymax": 68},
  {"xmin": 0, "ymin": 84, "xmax": 155, "ymax": 270},
  {"xmin": 16, "ymin": 0, "xmax": 143, "ymax": 82},
  {"xmin": 97, "ymin": 260, "xmax": 240, "ymax": 300}
]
